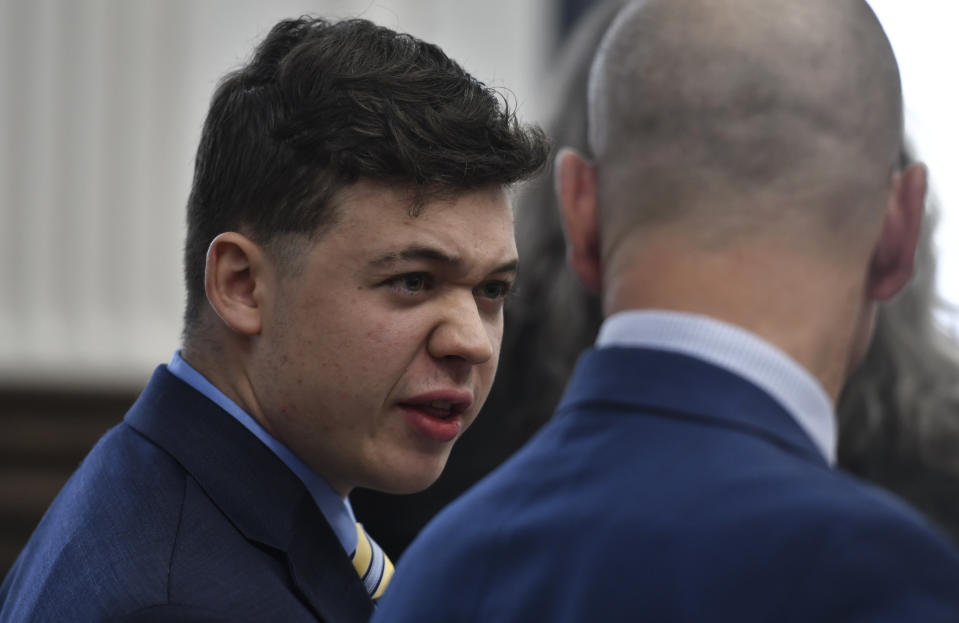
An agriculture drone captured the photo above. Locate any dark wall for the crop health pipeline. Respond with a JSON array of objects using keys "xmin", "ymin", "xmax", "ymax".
[{"xmin": 0, "ymin": 388, "xmax": 136, "ymax": 577}]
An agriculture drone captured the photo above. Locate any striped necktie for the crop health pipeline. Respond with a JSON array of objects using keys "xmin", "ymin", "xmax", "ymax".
[{"xmin": 352, "ymin": 522, "xmax": 394, "ymax": 600}]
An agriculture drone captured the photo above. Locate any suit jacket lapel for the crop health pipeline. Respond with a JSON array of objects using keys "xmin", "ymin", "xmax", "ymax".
[
  {"xmin": 287, "ymin": 496, "xmax": 375, "ymax": 623},
  {"xmin": 125, "ymin": 366, "xmax": 374, "ymax": 622},
  {"xmin": 559, "ymin": 347, "xmax": 828, "ymax": 466}
]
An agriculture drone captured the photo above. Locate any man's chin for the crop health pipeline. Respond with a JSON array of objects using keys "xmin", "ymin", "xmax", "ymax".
[{"xmin": 361, "ymin": 460, "xmax": 449, "ymax": 496}]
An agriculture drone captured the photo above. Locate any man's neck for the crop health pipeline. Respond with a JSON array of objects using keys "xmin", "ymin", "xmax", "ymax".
[
  {"xmin": 602, "ymin": 237, "xmax": 869, "ymax": 403},
  {"xmin": 180, "ymin": 336, "xmax": 274, "ymax": 436}
]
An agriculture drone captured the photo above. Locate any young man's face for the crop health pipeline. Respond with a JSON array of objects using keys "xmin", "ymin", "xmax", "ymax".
[{"xmin": 252, "ymin": 182, "xmax": 517, "ymax": 496}]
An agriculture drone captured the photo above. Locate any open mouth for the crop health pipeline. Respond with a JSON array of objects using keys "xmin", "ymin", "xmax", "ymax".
[
  {"xmin": 401, "ymin": 400, "xmax": 467, "ymax": 419},
  {"xmin": 398, "ymin": 396, "xmax": 470, "ymax": 443},
  {"xmin": 418, "ymin": 400, "xmax": 455, "ymax": 418}
]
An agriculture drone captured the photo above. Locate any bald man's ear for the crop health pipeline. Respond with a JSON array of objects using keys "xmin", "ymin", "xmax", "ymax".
[
  {"xmin": 867, "ymin": 163, "xmax": 926, "ymax": 301},
  {"xmin": 556, "ymin": 148, "xmax": 602, "ymax": 294},
  {"xmin": 205, "ymin": 232, "xmax": 268, "ymax": 336}
]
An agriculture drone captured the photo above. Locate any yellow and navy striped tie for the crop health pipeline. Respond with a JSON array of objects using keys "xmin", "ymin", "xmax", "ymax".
[{"xmin": 352, "ymin": 522, "xmax": 394, "ymax": 600}]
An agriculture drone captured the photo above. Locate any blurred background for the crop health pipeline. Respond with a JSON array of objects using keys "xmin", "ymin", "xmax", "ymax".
[{"xmin": 1, "ymin": 0, "xmax": 956, "ymax": 574}]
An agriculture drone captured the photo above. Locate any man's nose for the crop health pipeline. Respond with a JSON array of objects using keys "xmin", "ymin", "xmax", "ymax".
[{"xmin": 427, "ymin": 293, "xmax": 495, "ymax": 365}]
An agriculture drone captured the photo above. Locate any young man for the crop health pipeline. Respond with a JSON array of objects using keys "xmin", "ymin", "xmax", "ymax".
[
  {"xmin": 374, "ymin": 1, "xmax": 959, "ymax": 621},
  {"xmin": 0, "ymin": 17, "xmax": 547, "ymax": 623}
]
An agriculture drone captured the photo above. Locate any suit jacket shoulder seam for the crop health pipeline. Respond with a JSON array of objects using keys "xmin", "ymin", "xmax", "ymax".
[{"xmin": 165, "ymin": 471, "xmax": 190, "ymax": 604}]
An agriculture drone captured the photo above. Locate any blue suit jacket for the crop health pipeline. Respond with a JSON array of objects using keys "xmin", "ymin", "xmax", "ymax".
[
  {"xmin": 375, "ymin": 347, "xmax": 959, "ymax": 622},
  {"xmin": 0, "ymin": 366, "xmax": 373, "ymax": 623}
]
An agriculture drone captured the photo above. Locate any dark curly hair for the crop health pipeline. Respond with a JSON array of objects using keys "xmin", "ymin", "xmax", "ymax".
[{"xmin": 183, "ymin": 16, "xmax": 548, "ymax": 335}]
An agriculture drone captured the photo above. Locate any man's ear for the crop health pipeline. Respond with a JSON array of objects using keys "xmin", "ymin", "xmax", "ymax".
[
  {"xmin": 556, "ymin": 148, "xmax": 602, "ymax": 294},
  {"xmin": 205, "ymin": 232, "xmax": 268, "ymax": 335},
  {"xmin": 867, "ymin": 163, "xmax": 926, "ymax": 301}
]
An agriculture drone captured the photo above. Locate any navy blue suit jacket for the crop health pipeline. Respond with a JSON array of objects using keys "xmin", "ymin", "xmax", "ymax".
[
  {"xmin": 0, "ymin": 366, "xmax": 373, "ymax": 623},
  {"xmin": 375, "ymin": 347, "xmax": 959, "ymax": 622}
]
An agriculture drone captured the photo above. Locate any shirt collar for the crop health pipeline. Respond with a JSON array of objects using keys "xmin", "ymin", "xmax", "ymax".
[
  {"xmin": 595, "ymin": 310, "xmax": 836, "ymax": 465},
  {"xmin": 167, "ymin": 351, "xmax": 358, "ymax": 553}
]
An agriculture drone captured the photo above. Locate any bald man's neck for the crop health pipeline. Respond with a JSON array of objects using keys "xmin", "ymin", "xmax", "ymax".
[{"xmin": 602, "ymin": 230, "xmax": 871, "ymax": 402}]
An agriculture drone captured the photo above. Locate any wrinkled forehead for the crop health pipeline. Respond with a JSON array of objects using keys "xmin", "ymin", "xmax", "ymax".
[{"xmin": 324, "ymin": 180, "xmax": 517, "ymax": 269}]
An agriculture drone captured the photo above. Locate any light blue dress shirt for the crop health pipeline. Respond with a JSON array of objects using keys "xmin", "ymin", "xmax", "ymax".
[
  {"xmin": 596, "ymin": 310, "xmax": 836, "ymax": 465},
  {"xmin": 167, "ymin": 351, "xmax": 358, "ymax": 554}
]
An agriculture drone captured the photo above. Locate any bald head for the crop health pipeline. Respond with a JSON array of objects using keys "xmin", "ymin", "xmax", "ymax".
[{"xmin": 588, "ymin": 0, "xmax": 903, "ymax": 250}]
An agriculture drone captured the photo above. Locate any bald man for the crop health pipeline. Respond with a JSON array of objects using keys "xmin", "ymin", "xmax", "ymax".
[{"xmin": 372, "ymin": 1, "xmax": 959, "ymax": 621}]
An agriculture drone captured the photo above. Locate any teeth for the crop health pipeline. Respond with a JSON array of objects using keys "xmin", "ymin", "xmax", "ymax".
[{"xmin": 430, "ymin": 400, "xmax": 452, "ymax": 409}]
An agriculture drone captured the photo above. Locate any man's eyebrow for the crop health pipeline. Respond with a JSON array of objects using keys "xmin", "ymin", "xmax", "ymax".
[
  {"xmin": 369, "ymin": 245, "xmax": 462, "ymax": 268},
  {"xmin": 369, "ymin": 246, "xmax": 518, "ymax": 275},
  {"xmin": 491, "ymin": 259, "xmax": 519, "ymax": 275}
]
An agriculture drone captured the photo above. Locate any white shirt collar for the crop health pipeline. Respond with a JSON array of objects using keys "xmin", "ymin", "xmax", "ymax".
[{"xmin": 596, "ymin": 310, "xmax": 836, "ymax": 465}]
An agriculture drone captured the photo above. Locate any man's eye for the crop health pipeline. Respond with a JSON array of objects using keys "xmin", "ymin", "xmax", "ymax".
[
  {"xmin": 476, "ymin": 280, "xmax": 513, "ymax": 300},
  {"xmin": 389, "ymin": 273, "xmax": 431, "ymax": 294}
]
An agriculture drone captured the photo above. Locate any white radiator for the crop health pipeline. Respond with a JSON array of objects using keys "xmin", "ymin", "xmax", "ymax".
[
  {"xmin": 0, "ymin": 0, "xmax": 191, "ymax": 389},
  {"xmin": 0, "ymin": 0, "xmax": 552, "ymax": 390}
]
